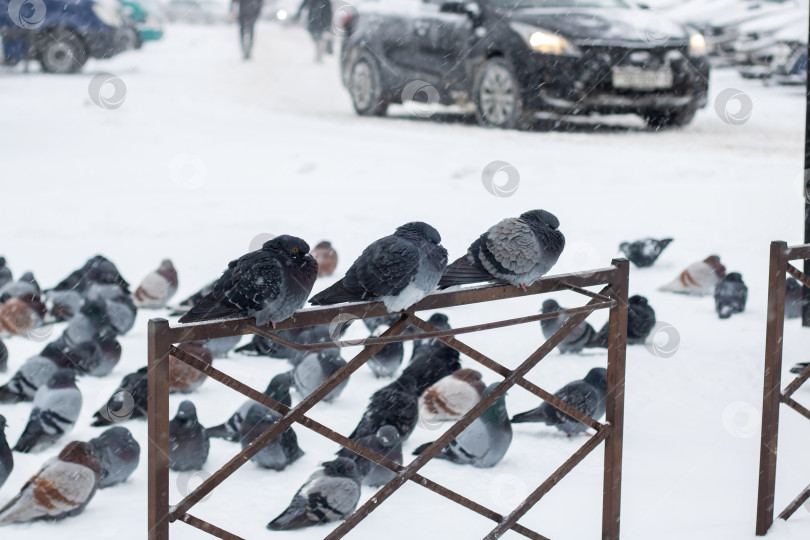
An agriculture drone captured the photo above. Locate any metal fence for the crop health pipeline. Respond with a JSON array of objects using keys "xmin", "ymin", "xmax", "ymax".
[
  {"xmin": 147, "ymin": 259, "xmax": 630, "ymax": 540},
  {"xmin": 755, "ymin": 241, "xmax": 810, "ymax": 535}
]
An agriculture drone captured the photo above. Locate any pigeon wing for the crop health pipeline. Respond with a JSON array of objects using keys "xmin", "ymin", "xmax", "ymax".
[
  {"xmin": 347, "ymin": 236, "xmax": 421, "ymax": 298},
  {"xmin": 481, "ymin": 218, "xmax": 542, "ymax": 277}
]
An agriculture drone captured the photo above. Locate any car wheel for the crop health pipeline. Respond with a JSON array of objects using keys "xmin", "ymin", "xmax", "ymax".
[
  {"xmin": 39, "ymin": 30, "xmax": 87, "ymax": 74},
  {"xmin": 644, "ymin": 108, "xmax": 697, "ymax": 129},
  {"xmin": 348, "ymin": 52, "xmax": 387, "ymax": 117},
  {"xmin": 474, "ymin": 57, "xmax": 526, "ymax": 129}
]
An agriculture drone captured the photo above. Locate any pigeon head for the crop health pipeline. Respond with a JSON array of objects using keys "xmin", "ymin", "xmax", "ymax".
[
  {"xmin": 93, "ymin": 426, "xmax": 140, "ymax": 458},
  {"xmin": 266, "ymin": 371, "xmax": 294, "ymax": 396},
  {"xmin": 317, "ymin": 350, "xmax": 345, "ymax": 372},
  {"xmin": 41, "ymin": 341, "xmax": 72, "ymax": 364},
  {"xmin": 520, "ymin": 209, "xmax": 560, "ymax": 230},
  {"xmin": 315, "ymin": 241, "xmax": 333, "ymax": 250},
  {"xmin": 0, "ymin": 257, "xmax": 5, "ymax": 267},
  {"xmin": 262, "ymin": 235, "xmax": 311, "ymax": 258},
  {"xmin": 541, "ymin": 299, "xmax": 561, "ymax": 313},
  {"xmin": 375, "ymin": 425, "xmax": 400, "ymax": 448},
  {"xmin": 395, "ymin": 222, "xmax": 442, "ymax": 245},
  {"xmin": 725, "ymin": 272, "xmax": 743, "ymax": 282},
  {"xmin": 60, "ymin": 441, "xmax": 103, "ymax": 476},
  {"xmin": 584, "ymin": 367, "xmax": 608, "ymax": 392},
  {"xmin": 20, "ymin": 271, "xmax": 39, "ymax": 288},
  {"xmin": 159, "ymin": 259, "xmax": 175, "ymax": 271},
  {"xmin": 452, "ymin": 369, "xmax": 486, "ymax": 395},
  {"xmin": 427, "ymin": 313, "xmax": 449, "ymax": 327},
  {"xmin": 48, "ymin": 369, "xmax": 77, "ymax": 388},
  {"xmin": 87, "ymin": 255, "xmax": 129, "ymax": 289},
  {"xmin": 703, "ymin": 255, "xmax": 726, "ymax": 278},
  {"xmin": 629, "ymin": 295, "xmax": 648, "ymax": 306},
  {"xmin": 175, "ymin": 400, "xmax": 199, "ymax": 423},
  {"xmin": 322, "ymin": 457, "xmax": 360, "ymax": 479}
]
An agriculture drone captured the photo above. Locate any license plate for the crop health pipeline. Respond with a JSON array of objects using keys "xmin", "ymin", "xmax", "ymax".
[{"xmin": 612, "ymin": 67, "xmax": 674, "ymax": 90}]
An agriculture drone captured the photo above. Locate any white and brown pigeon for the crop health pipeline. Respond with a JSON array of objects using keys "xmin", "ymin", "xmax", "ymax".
[
  {"xmin": 659, "ymin": 255, "xmax": 726, "ymax": 296},
  {"xmin": 133, "ymin": 259, "xmax": 179, "ymax": 309},
  {"xmin": 419, "ymin": 368, "xmax": 486, "ymax": 423},
  {"xmin": 312, "ymin": 241, "xmax": 338, "ymax": 277}
]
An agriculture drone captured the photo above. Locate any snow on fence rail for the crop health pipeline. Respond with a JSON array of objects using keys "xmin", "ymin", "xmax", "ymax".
[
  {"xmin": 147, "ymin": 259, "xmax": 630, "ymax": 540},
  {"xmin": 756, "ymin": 241, "xmax": 810, "ymax": 536}
]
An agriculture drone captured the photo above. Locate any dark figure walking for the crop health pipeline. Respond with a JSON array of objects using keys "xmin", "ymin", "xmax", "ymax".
[
  {"xmin": 233, "ymin": 0, "xmax": 264, "ymax": 59},
  {"xmin": 296, "ymin": 0, "xmax": 333, "ymax": 62}
]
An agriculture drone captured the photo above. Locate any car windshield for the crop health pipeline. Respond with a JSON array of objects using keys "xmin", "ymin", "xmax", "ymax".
[{"xmin": 487, "ymin": 0, "xmax": 632, "ymax": 9}]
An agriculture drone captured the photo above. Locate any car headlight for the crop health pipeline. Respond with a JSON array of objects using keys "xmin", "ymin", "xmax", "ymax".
[
  {"xmin": 93, "ymin": 3, "xmax": 123, "ymax": 27},
  {"xmin": 689, "ymin": 32, "xmax": 707, "ymax": 57},
  {"xmin": 510, "ymin": 22, "xmax": 580, "ymax": 56}
]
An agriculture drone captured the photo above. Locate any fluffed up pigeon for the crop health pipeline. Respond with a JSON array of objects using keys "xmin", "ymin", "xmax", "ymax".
[
  {"xmin": 239, "ymin": 404, "xmax": 304, "ymax": 471},
  {"xmin": 0, "ymin": 415, "xmax": 12, "ymax": 490},
  {"xmin": 419, "ymin": 368, "xmax": 486, "ymax": 423},
  {"xmin": 267, "ymin": 457, "xmax": 361, "ymax": 530},
  {"xmin": 511, "ymin": 367, "xmax": 607, "ymax": 435},
  {"xmin": 293, "ymin": 349, "xmax": 348, "ymax": 402},
  {"xmin": 438, "ymin": 210, "xmax": 564, "ymax": 290},
  {"xmin": 0, "ymin": 271, "xmax": 40, "ymax": 304},
  {"xmin": 132, "ymin": 259, "xmax": 179, "ymax": 309},
  {"xmin": 401, "ymin": 341, "xmax": 462, "ymax": 395},
  {"xmin": 313, "ymin": 241, "xmax": 338, "ymax": 277},
  {"xmin": 349, "ymin": 376, "xmax": 419, "ymax": 442},
  {"xmin": 785, "ymin": 277, "xmax": 805, "ymax": 319},
  {"xmin": 179, "ymin": 235, "xmax": 318, "ymax": 327},
  {"xmin": 591, "ymin": 295, "xmax": 657, "ymax": 347},
  {"xmin": 619, "ymin": 238, "xmax": 673, "ymax": 268},
  {"xmin": 0, "ymin": 292, "xmax": 46, "ymax": 338},
  {"xmin": 92, "ymin": 366, "xmax": 148, "ymax": 426},
  {"xmin": 540, "ymin": 299, "xmax": 603, "ymax": 354},
  {"xmin": 715, "ymin": 272, "xmax": 748, "ymax": 319},
  {"xmin": 310, "ymin": 222, "xmax": 448, "ymax": 312},
  {"xmin": 89, "ymin": 426, "xmax": 140, "ymax": 488},
  {"xmin": 168, "ymin": 401, "xmax": 209, "ymax": 471},
  {"xmin": 14, "ymin": 369, "xmax": 82, "ymax": 453},
  {"xmin": 169, "ymin": 343, "xmax": 214, "ymax": 394},
  {"xmin": 46, "ymin": 255, "xmax": 128, "ymax": 321},
  {"xmin": 207, "ymin": 372, "xmax": 293, "ymax": 441},
  {"xmin": 337, "ymin": 425, "xmax": 402, "ymax": 487},
  {"xmin": 0, "ymin": 343, "xmax": 79, "ymax": 403},
  {"xmin": 659, "ymin": 255, "xmax": 726, "ymax": 296}
]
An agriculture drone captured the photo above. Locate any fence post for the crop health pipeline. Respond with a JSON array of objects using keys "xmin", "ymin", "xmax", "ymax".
[
  {"xmin": 602, "ymin": 259, "xmax": 629, "ymax": 540},
  {"xmin": 148, "ymin": 319, "xmax": 172, "ymax": 540},
  {"xmin": 756, "ymin": 241, "xmax": 789, "ymax": 535}
]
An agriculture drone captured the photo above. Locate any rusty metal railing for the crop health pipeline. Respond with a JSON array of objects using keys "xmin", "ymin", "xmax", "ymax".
[
  {"xmin": 755, "ymin": 241, "xmax": 810, "ymax": 535},
  {"xmin": 148, "ymin": 259, "xmax": 630, "ymax": 540}
]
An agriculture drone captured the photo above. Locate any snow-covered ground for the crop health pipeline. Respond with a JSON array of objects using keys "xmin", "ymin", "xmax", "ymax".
[{"xmin": 1, "ymin": 20, "xmax": 809, "ymax": 540}]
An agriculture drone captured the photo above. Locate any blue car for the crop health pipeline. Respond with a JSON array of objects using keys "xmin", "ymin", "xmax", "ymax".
[{"xmin": 0, "ymin": 0, "xmax": 129, "ymax": 73}]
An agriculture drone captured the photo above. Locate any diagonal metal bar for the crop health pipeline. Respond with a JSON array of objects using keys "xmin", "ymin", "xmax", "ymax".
[
  {"xmin": 178, "ymin": 514, "xmax": 244, "ymax": 540},
  {"xmin": 777, "ymin": 483, "xmax": 810, "ymax": 521},
  {"xmin": 561, "ymin": 283, "xmax": 616, "ymax": 303},
  {"xmin": 168, "ymin": 316, "xmax": 415, "ymax": 520},
  {"xmin": 484, "ymin": 426, "xmax": 612, "ymax": 539},
  {"xmin": 786, "ymin": 264, "xmax": 810, "ymax": 289},
  {"xmin": 781, "ymin": 395, "xmax": 810, "ymax": 423},
  {"xmin": 782, "ymin": 362, "xmax": 810, "ymax": 399},
  {"xmin": 324, "ymin": 298, "xmax": 600, "ymax": 540}
]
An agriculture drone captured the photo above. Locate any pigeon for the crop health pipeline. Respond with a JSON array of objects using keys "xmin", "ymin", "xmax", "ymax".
[
  {"xmin": 715, "ymin": 272, "xmax": 748, "ymax": 319},
  {"xmin": 349, "ymin": 376, "xmax": 419, "ymax": 441},
  {"xmin": 367, "ymin": 333, "xmax": 404, "ymax": 379},
  {"xmin": 438, "ymin": 210, "xmax": 564, "ymax": 290},
  {"xmin": 310, "ymin": 222, "xmax": 448, "ymax": 312},
  {"xmin": 203, "ymin": 335, "xmax": 242, "ymax": 358},
  {"xmin": 540, "ymin": 299, "xmax": 602, "ymax": 354},
  {"xmin": 408, "ymin": 312, "xmax": 451, "ymax": 356},
  {"xmin": 619, "ymin": 238, "xmax": 673, "ymax": 268},
  {"xmin": 168, "ymin": 400, "xmax": 209, "ymax": 471},
  {"xmin": 591, "ymin": 295, "xmax": 656, "ymax": 347},
  {"xmin": 14, "ymin": 369, "xmax": 82, "ymax": 453},
  {"xmin": 83, "ymin": 283, "xmax": 137, "ymax": 336},
  {"xmin": 0, "ymin": 258, "xmax": 11, "ymax": 290},
  {"xmin": 413, "ymin": 382, "xmax": 512, "ymax": 468},
  {"xmin": 0, "ymin": 415, "xmax": 12, "ymax": 490},
  {"xmin": 267, "ymin": 457, "xmax": 361, "ymax": 530},
  {"xmin": 790, "ymin": 362, "xmax": 810, "ymax": 374},
  {"xmin": 0, "ymin": 337, "xmax": 7, "ymax": 373},
  {"xmin": 47, "ymin": 255, "xmax": 128, "ymax": 321},
  {"xmin": 61, "ymin": 299, "xmax": 117, "ymax": 346},
  {"xmin": 419, "ymin": 368, "xmax": 486, "ymax": 423},
  {"xmin": 89, "ymin": 426, "xmax": 140, "ymax": 488},
  {"xmin": 293, "ymin": 349, "xmax": 348, "ymax": 402},
  {"xmin": 659, "ymin": 255, "xmax": 726, "ymax": 296},
  {"xmin": 0, "ymin": 296, "xmax": 47, "ymax": 337},
  {"xmin": 0, "ymin": 441, "xmax": 101, "ymax": 524},
  {"xmin": 785, "ymin": 278, "xmax": 805, "ymax": 319},
  {"xmin": 337, "ymin": 425, "xmax": 402, "ymax": 487},
  {"xmin": 169, "ymin": 343, "xmax": 214, "ymax": 394},
  {"xmin": 313, "ymin": 241, "xmax": 338, "ymax": 277},
  {"xmin": 400, "ymin": 341, "xmax": 462, "ymax": 395},
  {"xmin": 236, "ymin": 328, "xmax": 306, "ymax": 359},
  {"xmin": 179, "ymin": 235, "xmax": 318, "ymax": 327},
  {"xmin": 239, "ymin": 404, "xmax": 304, "ymax": 471},
  {"xmin": 207, "ymin": 372, "xmax": 293, "ymax": 441},
  {"xmin": 0, "ymin": 271, "xmax": 40, "ymax": 304},
  {"xmin": 133, "ymin": 259, "xmax": 179, "ymax": 309},
  {"xmin": 92, "ymin": 366, "xmax": 148, "ymax": 426},
  {"xmin": 0, "ymin": 343, "xmax": 80, "ymax": 403},
  {"xmin": 511, "ymin": 367, "xmax": 607, "ymax": 435}
]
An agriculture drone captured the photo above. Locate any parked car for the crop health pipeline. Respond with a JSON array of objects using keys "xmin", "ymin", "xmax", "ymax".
[
  {"xmin": 340, "ymin": 0, "xmax": 710, "ymax": 129},
  {"xmin": 120, "ymin": 0, "xmax": 164, "ymax": 48},
  {"xmin": 0, "ymin": 0, "xmax": 129, "ymax": 72}
]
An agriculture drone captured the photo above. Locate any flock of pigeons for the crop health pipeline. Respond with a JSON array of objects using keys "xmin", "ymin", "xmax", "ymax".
[{"xmin": 0, "ymin": 209, "xmax": 806, "ymax": 531}]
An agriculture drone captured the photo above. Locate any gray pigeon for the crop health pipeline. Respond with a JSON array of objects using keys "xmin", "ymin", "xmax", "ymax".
[
  {"xmin": 92, "ymin": 366, "xmax": 148, "ymax": 426},
  {"xmin": 413, "ymin": 383, "xmax": 512, "ymax": 468},
  {"xmin": 310, "ymin": 222, "xmax": 448, "ymax": 312},
  {"xmin": 0, "ymin": 271, "xmax": 40, "ymax": 304},
  {"xmin": 785, "ymin": 277, "xmax": 804, "ymax": 319},
  {"xmin": 0, "ymin": 343, "xmax": 79, "ymax": 403},
  {"xmin": 239, "ymin": 404, "xmax": 304, "ymax": 471},
  {"xmin": 337, "ymin": 425, "xmax": 402, "ymax": 487},
  {"xmin": 511, "ymin": 367, "xmax": 607, "ymax": 435},
  {"xmin": 591, "ymin": 295, "xmax": 656, "ymax": 347},
  {"xmin": 267, "ymin": 457, "xmax": 361, "ymax": 530},
  {"xmin": 46, "ymin": 255, "xmax": 128, "ymax": 321},
  {"xmin": 84, "ymin": 282, "xmax": 137, "ymax": 336},
  {"xmin": 367, "ymin": 335, "xmax": 404, "ymax": 379},
  {"xmin": 89, "ymin": 426, "xmax": 140, "ymax": 488},
  {"xmin": 179, "ymin": 235, "xmax": 318, "ymax": 327},
  {"xmin": 715, "ymin": 272, "xmax": 748, "ymax": 319},
  {"xmin": 0, "ymin": 415, "xmax": 12, "ymax": 490},
  {"xmin": 408, "ymin": 312, "xmax": 451, "ymax": 357},
  {"xmin": 619, "ymin": 238, "xmax": 673, "ymax": 268},
  {"xmin": 439, "ymin": 210, "xmax": 564, "ymax": 290},
  {"xmin": 0, "ymin": 258, "xmax": 11, "ymax": 290},
  {"xmin": 293, "ymin": 350, "xmax": 348, "ymax": 402},
  {"xmin": 168, "ymin": 401, "xmax": 209, "ymax": 471},
  {"xmin": 14, "ymin": 369, "xmax": 82, "ymax": 453},
  {"xmin": 541, "ymin": 299, "xmax": 602, "ymax": 354},
  {"xmin": 235, "ymin": 324, "xmax": 342, "ymax": 365},
  {"xmin": 207, "ymin": 372, "xmax": 293, "ymax": 441},
  {"xmin": 0, "ymin": 338, "xmax": 7, "ymax": 373}
]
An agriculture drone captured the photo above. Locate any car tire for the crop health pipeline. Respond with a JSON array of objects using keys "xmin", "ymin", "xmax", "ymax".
[
  {"xmin": 473, "ymin": 57, "xmax": 526, "ymax": 129},
  {"xmin": 644, "ymin": 108, "xmax": 697, "ymax": 129},
  {"xmin": 39, "ymin": 30, "xmax": 87, "ymax": 74},
  {"xmin": 347, "ymin": 51, "xmax": 388, "ymax": 117}
]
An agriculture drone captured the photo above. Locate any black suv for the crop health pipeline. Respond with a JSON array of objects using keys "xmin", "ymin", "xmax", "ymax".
[{"xmin": 340, "ymin": 0, "xmax": 710, "ymax": 128}]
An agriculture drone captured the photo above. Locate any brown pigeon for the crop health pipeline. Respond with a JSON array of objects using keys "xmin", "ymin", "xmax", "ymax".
[
  {"xmin": 169, "ymin": 343, "xmax": 214, "ymax": 394},
  {"xmin": 133, "ymin": 259, "xmax": 178, "ymax": 309},
  {"xmin": 659, "ymin": 255, "xmax": 726, "ymax": 296},
  {"xmin": 0, "ymin": 441, "xmax": 101, "ymax": 524},
  {"xmin": 312, "ymin": 241, "xmax": 338, "ymax": 277},
  {"xmin": 419, "ymin": 368, "xmax": 486, "ymax": 423},
  {"xmin": 0, "ymin": 296, "xmax": 47, "ymax": 337}
]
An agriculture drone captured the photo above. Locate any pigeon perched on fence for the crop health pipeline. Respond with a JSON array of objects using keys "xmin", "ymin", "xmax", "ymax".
[
  {"xmin": 367, "ymin": 336, "xmax": 404, "ymax": 379},
  {"xmin": 439, "ymin": 210, "xmax": 564, "ymax": 290},
  {"xmin": 659, "ymin": 255, "xmax": 726, "ymax": 296},
  {"xmin": 337, "ymin": 425, "xmax": 401, "ymax": 487},
  {"xmin": 207, "ymin": 372, "xmax": 293, "ymax": 441},
  {"xmin": 310, "ymin": 222, "xmax": 448, "ymax": 312},
  {"xmin": 293, "ymin": 349, "xmax": 348, "ymax": 402},
  {"xmin": 619, "ymin": 238, "xmax": 673, "ymax": 268},
  {"xmin": 14, "ymin": 369, "xmax": 82, "ymax": 453},
  {"xmin": 401, "ymin": 341, "xmax": 462, "ymax": 395},
  {"xmin": 785, "ymin": 277, "xmax": 805, "ymax": 319},
  {"xmin": 313, "ymin": 241, "xmax": 338, "ymax": 277},
  {"xmin": 0, "ymin": 415, "xmax": 12, "ymax": 490},
  {"xmin": 0, "ymin": 441, "xmax": 101, "ymax": 524},
  {"xmin": 419, "ymin": 368, "xmax": 486, "ymax": 423},
  {"xmin": 89, "ymin": 426, "xmax": 140, "ymax": 488},
  {"xmin": 511, "ymin": 367, "xmax": 607, "ymax": 435},
  {"xmin": 541, "ymin": 299, "xmax": 603, "ymax": 354},
  {"xmin": 267, "ymin": 457, "xmax": 361, "ymax": 530},
  {"xmin": 715, "ymin": 272, "xmax": 748, "ymax": 319},
  {"xmin": 0, "ymin": 343, "xmax": 80, "ymax": 403},
  {"xmin": 790, "ymin": 362, "xmax": 810, "ymax": 374},
  {"xmin": 413, "ymin": 382, "xmax": 512, "ymax": 468},
  {"xmin": 133, "ymin": 259, "xmax": 179, "ymax": 309},
  {"xmin": 239, "ymin": 404, "xmax": 304, "ymax": 471},
  {"xmin": 169, "ymin": 343, "xmax": 214, "ymax": 394},
  {"xmin": 591, "ymin": 295, "xmax": 657, "ymax": 347},
  {"xmin": 168, "ymin": 401, "xmax": 209, "ymax": 471},
  {"xmin": 0, "ymin": 338, "xmax": 7, "ymax": 373},
  {"xmin": 92, "ymin": 366, "xmax": 148, "ymax": 426},
  {"xmin": 349, "ymin": 376, "xmax": 419, "ymax": 442},
  {"xmin": 0, "ymin": 258, "xmax": 11, "ymax": 290},
  {"xmin": 179, "ymin": 235, "xmax": 318, "ymax": 327}
]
